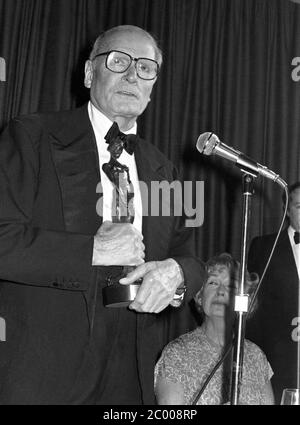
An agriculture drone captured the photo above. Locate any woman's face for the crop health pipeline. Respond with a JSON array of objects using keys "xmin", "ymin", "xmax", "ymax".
[{"xmin": 197, "ymin": 265, "xmax": 237, "ymax": 319}]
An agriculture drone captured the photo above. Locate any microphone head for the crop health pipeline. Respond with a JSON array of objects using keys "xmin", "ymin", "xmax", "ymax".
[{"xmin": 196, "ymin": 132, "xmax": 220, "ymax": 156}]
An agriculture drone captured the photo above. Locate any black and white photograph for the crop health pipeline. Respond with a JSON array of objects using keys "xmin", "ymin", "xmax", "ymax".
[{"xmin": 0, "ymin": 0, "xmax": 299, "ymax": 411}]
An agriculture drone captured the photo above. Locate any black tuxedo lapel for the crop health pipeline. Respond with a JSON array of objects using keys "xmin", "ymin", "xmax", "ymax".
[
  {"xmin": 134, "ymin": 140, "xmax": 177, "ymax": 398},
  {"xmin": 247, "ymin": 229, "xmax": 300, "ymax": 403},
  {"xmin": 277, "ymin": 230, "xmax": 299, "ymax": 286},
  {"xmin": 268, "ymin": 230, "xmax": 299, "ymax": 401},
  {"xmin": 49, "ymin": 105, "xmax": 102, "ymax": 234},
  {"xmin": 134, "ymin": 140, "xmax": 174, "ymax": 262},
  {"xmin": 258, "ymin": 230, "xmax": 299, "ymax": 333}
]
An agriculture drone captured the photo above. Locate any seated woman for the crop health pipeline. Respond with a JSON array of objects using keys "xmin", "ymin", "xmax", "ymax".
[{"xmin": 154, "ymin": 253, "xmax": 274, "ymax": 405}]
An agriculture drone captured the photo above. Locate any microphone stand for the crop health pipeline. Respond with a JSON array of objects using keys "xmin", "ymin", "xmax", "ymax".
[{"xmin": 230, "ymin": 172, "xmax": 255, "ymax": 405}]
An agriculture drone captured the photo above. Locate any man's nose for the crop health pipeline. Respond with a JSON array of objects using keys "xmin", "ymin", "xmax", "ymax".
[{"xmin": 124, "ymin": 62, "xmax": 138, "ymax": 82}]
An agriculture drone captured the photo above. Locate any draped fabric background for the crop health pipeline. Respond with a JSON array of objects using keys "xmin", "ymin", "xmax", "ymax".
[{"xmin": 0, "ymin": 0, "xmax": 300, "ymax": 338}]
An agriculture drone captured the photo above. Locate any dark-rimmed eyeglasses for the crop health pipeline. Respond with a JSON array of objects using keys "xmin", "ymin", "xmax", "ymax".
[{"xmin": 93, "ymin": 50, "xmax": 159, "ymax": 80}]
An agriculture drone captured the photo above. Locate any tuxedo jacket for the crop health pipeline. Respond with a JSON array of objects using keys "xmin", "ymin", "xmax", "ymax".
[
  {"xmin": 246, "ymin": 230, "xmax": 299, "ymax": 404},
  {"xmin": 0, "ymin": 105, "xmax": 204, "ymax": 404}
]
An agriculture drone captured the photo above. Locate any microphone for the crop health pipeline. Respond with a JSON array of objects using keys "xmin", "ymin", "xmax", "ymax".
[{"xmin": 196, "ymin": 132, "xmax": 287, "ymax": 188}]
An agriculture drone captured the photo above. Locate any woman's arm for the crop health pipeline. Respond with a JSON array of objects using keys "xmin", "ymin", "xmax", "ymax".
[
  {"xmin": 262, "ymin": 380, "xmax": 275, "ymax": 405},
  {"xmin": 155, "ymin": 377, "xmax": 185, "ymax": 405}
]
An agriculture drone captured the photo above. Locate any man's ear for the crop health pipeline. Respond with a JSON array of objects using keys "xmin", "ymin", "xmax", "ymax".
[{"xmin": 84, "ymin": 60, "xmax": 93, "ymax": 88}]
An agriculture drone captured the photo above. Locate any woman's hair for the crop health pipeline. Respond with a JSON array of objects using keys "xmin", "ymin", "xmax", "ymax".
[{"xmin": 194, "ymin": 253, "xmax": 259, "ymax": 319}]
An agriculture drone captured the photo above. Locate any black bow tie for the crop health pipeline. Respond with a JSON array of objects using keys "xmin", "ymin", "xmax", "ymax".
[
  {"xmin": 294, "ymin": 231, "xmax": 300, "ymax": 244},
  {"xmin": 105, "ymin": 122, "xmax": 137, "ymax": 159}
]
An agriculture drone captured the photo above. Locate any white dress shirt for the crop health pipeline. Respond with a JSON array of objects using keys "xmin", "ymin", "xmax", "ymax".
[
  {"xmin": 288, "ymin": 225, "xmax": 300, "ymax": 280},
  {"xmin": 88, "ymin": 101, "xmax": 143, "ymax": 233}
]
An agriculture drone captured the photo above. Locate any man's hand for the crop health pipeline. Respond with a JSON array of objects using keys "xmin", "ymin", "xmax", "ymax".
[
  {"xmin": 92, "ymin": 221, "xmax": 145, "ymax": 266},
  {"xmin": 119, "ymin": 258, "xmax": 184, "ymax": 313}
]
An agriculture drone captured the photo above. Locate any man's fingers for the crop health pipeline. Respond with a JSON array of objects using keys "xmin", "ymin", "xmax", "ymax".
[
  {"xmin": 124, "ymin": 259, "xmax": 184, "ymax": 313},
  {"xmin": 130, "ymin": 293, "xmax": 169, "ymax": 313},
  {"xmin": 119, "ymin": 261, "xmax": 156, "ymax": 284},
  {"xmin": 119, "ymin": 263, "xmax": 148, "ymax": 284}
]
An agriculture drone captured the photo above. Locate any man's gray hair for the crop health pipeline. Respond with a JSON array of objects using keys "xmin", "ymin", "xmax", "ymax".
[{"xmin": 89, "ymin": 25, "xmax": 163, "ymax": 66}]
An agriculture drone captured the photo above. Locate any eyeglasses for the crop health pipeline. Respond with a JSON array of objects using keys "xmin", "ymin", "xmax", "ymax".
[{"xmin": 93, "ymin": 50, "xmax": 159, "ymax": 80}]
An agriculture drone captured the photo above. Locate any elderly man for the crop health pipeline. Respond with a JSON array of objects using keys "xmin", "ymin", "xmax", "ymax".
[
  {"xmin": 0, "ymin": 25, "xmax": 204, "ymax": 404},
  {"xmin": 247, "ymin": 181, "xmax": 300, "ymax": 404}
]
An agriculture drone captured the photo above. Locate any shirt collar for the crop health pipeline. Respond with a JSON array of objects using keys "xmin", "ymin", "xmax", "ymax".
[
  {"xmin": 88, "ymin": 101, "xmax": 137, "ymax": 139},
  {"xmin": 288, "ymin": 225, "xmax": 299, "ymax": 245}
]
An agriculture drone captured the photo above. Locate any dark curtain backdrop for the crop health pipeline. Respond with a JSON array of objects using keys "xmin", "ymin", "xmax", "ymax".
[{"xmin": 0, "ymin": 0, "xmax": 300, "ymax": 338}]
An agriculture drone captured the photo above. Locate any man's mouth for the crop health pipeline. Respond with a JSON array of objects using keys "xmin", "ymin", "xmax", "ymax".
[{"xmin": 116, "ymin": 90, "xmax": 138, "ymax": 98}]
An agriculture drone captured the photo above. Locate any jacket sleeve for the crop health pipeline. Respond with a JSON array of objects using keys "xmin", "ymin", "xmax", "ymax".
[{"xmin": 0, "ymin": 118, "xmax": 96, "ymax": 291}]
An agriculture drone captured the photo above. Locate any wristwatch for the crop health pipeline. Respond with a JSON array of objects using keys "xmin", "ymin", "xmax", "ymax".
[{"xmin": 170, "ymin": 282, "xmax": 187, "ymax": 308}]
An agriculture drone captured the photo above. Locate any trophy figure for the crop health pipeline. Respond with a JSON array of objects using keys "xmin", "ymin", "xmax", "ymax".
[{"xmin": 102, "ymin": 132, "xmax": 142, "ymax": 307}]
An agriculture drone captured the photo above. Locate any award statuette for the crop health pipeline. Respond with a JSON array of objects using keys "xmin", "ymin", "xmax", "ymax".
[{"xmin": 102, "ymin": 123, "xmax": 142, "ymax": 307}]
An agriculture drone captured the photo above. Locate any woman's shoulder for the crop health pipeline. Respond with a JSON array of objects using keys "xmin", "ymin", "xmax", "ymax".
[
  {"xmin": 244, "ymin": 339, "xmax": 272, "ymax": 373},
  {"xmin": 244, "ymin": 339, "xmax": 274, "ymax": 383},
  {"xmin": 163, "ymin": 327, "xmax": 204, "ymax": 354},
  {"xmin": 244, "ymin": 338, "xmax": 267, "ymax": 358}
]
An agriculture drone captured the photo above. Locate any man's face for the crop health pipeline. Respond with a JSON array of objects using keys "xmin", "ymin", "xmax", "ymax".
[
  {"xmin": 84, "ymin": 30, "xmax": 157, "ymax": 125},
  {"xmin": 287, "ymin": 187, "xmax": 300, "ymax": 232}
]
